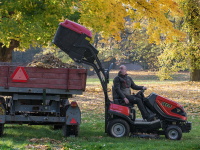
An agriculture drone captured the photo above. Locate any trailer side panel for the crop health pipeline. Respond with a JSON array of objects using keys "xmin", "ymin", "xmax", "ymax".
[{"xmin": 0, "ymin": 66, "xmax": 87, "ymax": 91}]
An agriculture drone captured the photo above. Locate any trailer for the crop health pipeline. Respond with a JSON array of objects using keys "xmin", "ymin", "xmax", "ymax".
[{"xmin": 0, "ymin": 62, "xmax": 87, "ymax": 137}]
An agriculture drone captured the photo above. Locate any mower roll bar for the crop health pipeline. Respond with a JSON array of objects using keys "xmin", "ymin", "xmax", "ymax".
[{"xmin": 72, "ymin": 44, "xmax": 113, "ymax": 133}]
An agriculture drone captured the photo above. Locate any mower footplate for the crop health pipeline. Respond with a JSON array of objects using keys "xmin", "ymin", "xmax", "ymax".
[{"xmin": 130, "ymin": 133, "xmax": 160, "ymax": 139}]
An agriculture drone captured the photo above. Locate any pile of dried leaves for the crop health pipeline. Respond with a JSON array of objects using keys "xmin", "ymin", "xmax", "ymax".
[
  {"xmin": 25, "ymin": 138, "xmax": 64, "ymax": 150},
  {"xmin": 28, "ymin": 138, "xmax": 62, "ymax": 144},
  {"xmin": 27, "ymin": 53, "xmax": 84, "ymax": 69}
]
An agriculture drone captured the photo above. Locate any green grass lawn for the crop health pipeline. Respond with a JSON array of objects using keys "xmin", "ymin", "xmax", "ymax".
[{"xmin": 0, "ymin": 115, "xmax": 199, "ymax": 150}]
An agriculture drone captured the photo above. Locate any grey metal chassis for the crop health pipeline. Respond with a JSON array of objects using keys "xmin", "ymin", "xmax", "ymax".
[{"xmin": 0, "ymin": 87, "xmax": 82, "ymax": 125}]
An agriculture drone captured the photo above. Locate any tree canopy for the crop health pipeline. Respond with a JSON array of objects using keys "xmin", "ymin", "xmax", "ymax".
[
  {"xmin": 0, "ymin": 0, "xmax": 79, "ymax": 50},
  {"xmin": 79, "ymin": 0, "xmax": 185, "ymax": 44},
  {"xmin": 157, "ymin": 0, "xmax": 200, "ymax": 81},
  {"xmin": 1, "ymin": 0, "xmax": 185, "ymax": 50}
]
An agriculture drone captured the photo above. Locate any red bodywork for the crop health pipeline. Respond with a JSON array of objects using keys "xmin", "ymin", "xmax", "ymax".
[
  {"xmin": 156, "ymin": 95, "xmax": 187, "ymax": 120},
  {"xmin": 109, "ymin": 103, "xmax": 129, "ymax": 116},
  {"xmin": 60, "ymin": 20, "xmax": 92, "ymax": 38}
]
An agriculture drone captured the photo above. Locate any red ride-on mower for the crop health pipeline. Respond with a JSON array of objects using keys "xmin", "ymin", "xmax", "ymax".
[
  {"xmin": 108, "ymin": 89, "xmax": 191, "ymax": 139},
  {"xmin": 53, "ymin": 19, "xmax": 191, "ymax": 140}
]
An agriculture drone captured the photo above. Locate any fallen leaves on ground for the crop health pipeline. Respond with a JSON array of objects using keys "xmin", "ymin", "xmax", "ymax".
[
  {"xmin": 28, "ymin": 138, "xmax": 62, "ymax": 144},
  {"xmin": 25, "ymin": 144, "xmax": 50, "ymax": 150},
  {"xmin": 25, "ymin": 138, "xmax": 64, "ymax": 150}
]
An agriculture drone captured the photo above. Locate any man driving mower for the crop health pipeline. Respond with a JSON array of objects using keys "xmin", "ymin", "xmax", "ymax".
[{"xmin": 113, "ymin": 65, "xmax": 156, "ymax": 121}]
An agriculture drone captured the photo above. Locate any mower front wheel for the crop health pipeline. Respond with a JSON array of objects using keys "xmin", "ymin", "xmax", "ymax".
[
  {"xmin": 165, "ymin": 125, "xmax": 182, "ymax": 140},
  {"xmin": 107, "ymin": 119, "xmax": 130, "ymax": 138}
]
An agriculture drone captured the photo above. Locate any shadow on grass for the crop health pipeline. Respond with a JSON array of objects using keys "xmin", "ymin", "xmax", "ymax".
[
  {"xmin": 3, "ymin": 123, "xmax": 104, "ymax": 140},
  {"xmin": 2, "ymin": 125, "xmax": 63, "ymax": 148}
]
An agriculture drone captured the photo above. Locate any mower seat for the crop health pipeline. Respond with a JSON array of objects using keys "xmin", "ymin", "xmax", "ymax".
[
  {"xmin": 112, "ymin": 86, "xmax": 134, "ymax": 107},
  {"xmin": 112, "ymin": 86, "xmax": 135, "ymax": 120}
]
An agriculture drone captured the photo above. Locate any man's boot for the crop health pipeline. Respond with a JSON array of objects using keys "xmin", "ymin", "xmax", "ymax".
[{"xmin": 146, "ymin": 114, "xmax": 156, "ymax": 121}]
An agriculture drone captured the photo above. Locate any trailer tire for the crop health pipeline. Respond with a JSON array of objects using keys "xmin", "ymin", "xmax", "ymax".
[
  {"xmin": 165, "ymin": 125, "xmax": 182, "ymax": 140},
  {"xmin": 0, "ymin": 124, "xmax": 4, "ymax": 137},
  {"xmin": 63, "ymin": 125, "xmax": 79, "ymax": 137},
  {"xmin": 107, "ymin": 119, "xmax": 130, "ymax": 138},
  {"xmin": 0, "ymin": 97, "xmax": 6, "ymax": 110}
]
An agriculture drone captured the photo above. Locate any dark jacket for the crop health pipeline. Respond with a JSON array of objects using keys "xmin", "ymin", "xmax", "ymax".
[{"xmin": 113, "ymin": 72, "xmax": 143, "ymax": 100}]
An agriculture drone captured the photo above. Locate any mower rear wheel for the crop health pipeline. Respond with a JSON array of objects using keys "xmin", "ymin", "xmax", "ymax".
[
  {"xmin": 107, "ymin": 119, "xmax": 130, "ymax": 138},
  {"xmin": 165, "ymin": 125, "xmax": 182, "ymax": 140}
]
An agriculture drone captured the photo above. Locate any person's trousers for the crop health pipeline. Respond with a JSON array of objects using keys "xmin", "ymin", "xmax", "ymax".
[{"xmin": 126, "ymin": 95, "xmax": 148, "ymax": 119}]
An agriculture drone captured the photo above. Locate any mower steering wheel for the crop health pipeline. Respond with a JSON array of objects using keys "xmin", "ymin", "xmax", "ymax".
[{"xmin": 136, "ymin": 89, "xmax": 145, "ymax": 100}]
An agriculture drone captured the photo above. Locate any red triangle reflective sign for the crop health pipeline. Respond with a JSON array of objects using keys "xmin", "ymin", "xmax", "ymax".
[
  {"xmin": 70, "ymin": 118, "xmax": 77, "ymax": 124},
  {"xmin": 11, "ymin": 66, "xmax": 29, "ymax": 82}
]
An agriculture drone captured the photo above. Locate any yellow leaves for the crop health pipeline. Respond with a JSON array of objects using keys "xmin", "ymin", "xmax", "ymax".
[
  {"xmin": 79, "ymin": 0, "xmax": 127, "ymax": 41},
  {"xmin": 133, "ymin": 22, "xmax": 141, "ymax": 29},
  {"xmin": 79, "ymin": 0, "xmax": 185, "ymax": 44}
]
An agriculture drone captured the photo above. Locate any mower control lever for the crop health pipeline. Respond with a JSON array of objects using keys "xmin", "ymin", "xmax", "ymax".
[
  {"xmin": 108, "ymin": 63, "xmax": 113, "ymax": 72},
  {"xmin": 105, "ymin": 63, "xmax": 113, "ymax": 83}
]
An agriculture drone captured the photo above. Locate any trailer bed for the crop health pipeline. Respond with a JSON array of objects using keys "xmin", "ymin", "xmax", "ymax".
[{"xmin": 0, "ymin": 65, "xmax": 87, "ymax": 95}]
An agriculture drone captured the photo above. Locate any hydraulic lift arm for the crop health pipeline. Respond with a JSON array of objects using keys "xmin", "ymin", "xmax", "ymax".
[{"xmin": 53, "ymin": 20, "xmax": 113, "ymax": 133}]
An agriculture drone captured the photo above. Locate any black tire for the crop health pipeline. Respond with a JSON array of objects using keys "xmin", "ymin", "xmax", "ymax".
[
  {"xmin": 0, "ymin": 97, "xmax": 5, "ymax": 104},
  {"xmin": 60, "ymin": 105, "xmax": 69, "ymax": 117},
  {"xmin": 63, "ymin": 125, "xmax": 79, "ymax": 137},
  {"xmin": 0, "ymin": 97, "xmax": 6, "ymax": 110},
  {"xmin": 0, "ymin": 124, "xmax": 4, "ymax": 137},
  {"xmin": 53, "ymin": 125, "xmax": 62, "ymax": 130},
  {"xmin": 107, "ymin": 119, "xmax": 130, "ymax": 138},
  {"xmin": 165, "ymin": 125, "xmax": 182, "ymax": 140}
]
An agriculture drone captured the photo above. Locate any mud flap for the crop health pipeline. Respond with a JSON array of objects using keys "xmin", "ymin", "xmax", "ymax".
[{"xmin": 66, "ymin": 106, "xmax": 81, "ymax": 125}]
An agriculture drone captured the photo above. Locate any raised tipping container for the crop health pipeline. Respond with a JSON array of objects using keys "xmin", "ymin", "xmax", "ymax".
[{"xmin": 53, "ymin": 20, "xmax": 98, "ymax": 63}]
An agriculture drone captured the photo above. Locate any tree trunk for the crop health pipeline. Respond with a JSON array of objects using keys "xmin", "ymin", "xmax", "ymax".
[
  {"xmin": 190, "ymin": 68, "xmax": 200, "ymax": 81},
  {"xmin": 0, "ymin": 40, "xmax": 19, "ymax": 62}
]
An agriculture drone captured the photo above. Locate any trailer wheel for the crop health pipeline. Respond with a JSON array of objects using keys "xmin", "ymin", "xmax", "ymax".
[
  {"xmin": 165, "ymin": 125, "xmax": 182, "ymax": 140},
  {"xmin": 63, "ymin": 125, "xmax": 79, "ymax": 137},
  {"xmin": 0, "ymin": 97, "xmax": 6, "ymax": 110},
  {"xmin": 0, "ymin": 124, "xmax": 4, "ymax": 137},
  {"xmin": 107, "ymin": 119, "xmax": 130, "ymax": 138}
]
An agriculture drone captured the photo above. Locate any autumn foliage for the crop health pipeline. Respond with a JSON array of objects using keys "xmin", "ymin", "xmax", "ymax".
[{"xmin": 78, "ymin": 0, "xmax": 185, "ymax": 44}]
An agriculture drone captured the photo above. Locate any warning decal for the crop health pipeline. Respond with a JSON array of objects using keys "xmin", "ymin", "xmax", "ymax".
[
  {"xmin": 11, "ymin": 66, "xmax": 29, "ymax": 82},
  {"xmin": 70, "ymin": 118, "xmax": 77, "ymax": 124}
]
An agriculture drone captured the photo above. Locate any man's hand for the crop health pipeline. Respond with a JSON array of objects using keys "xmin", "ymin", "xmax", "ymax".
[
  {"xmin": 143, "ymin": 87, "xmax": 147, "ymax": 90},
  {"xmin": 124, "ymin": 98, "xmax": 129, "ymax": 104}
]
